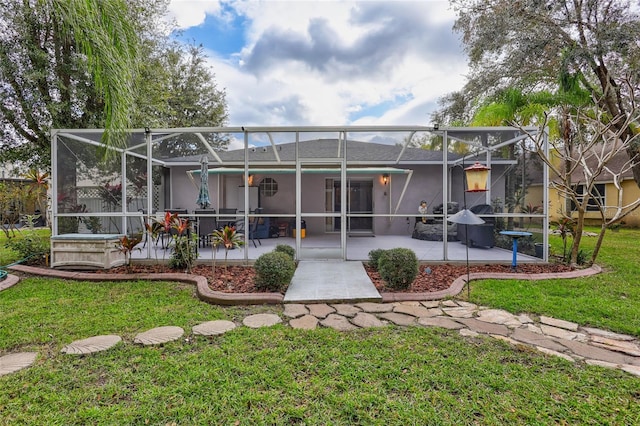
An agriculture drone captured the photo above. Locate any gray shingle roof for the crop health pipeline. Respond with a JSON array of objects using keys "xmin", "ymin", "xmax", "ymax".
[{"xmin": 166, "ymin": 139, "xmax": 459, "ymax": 164}]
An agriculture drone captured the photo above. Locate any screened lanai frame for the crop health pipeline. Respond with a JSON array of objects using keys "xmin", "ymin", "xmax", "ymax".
[{"xmin": 50, "ymin": 125, "xmax": 549, "ymax": 262}]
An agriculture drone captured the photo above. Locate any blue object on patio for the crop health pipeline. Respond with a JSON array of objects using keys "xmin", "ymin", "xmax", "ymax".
[
  {"xmin": 500, "ymin": 231, "xmax": 532, "ymax": 269},
  {"xmin": 196, "ymin": 155, "xmax": 211, "ymax": 209}
]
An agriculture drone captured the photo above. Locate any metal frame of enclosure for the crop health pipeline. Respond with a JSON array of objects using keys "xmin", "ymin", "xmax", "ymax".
[{"xmin": 50, "ymin": 125, "xmax": 548, "ymax": 262}]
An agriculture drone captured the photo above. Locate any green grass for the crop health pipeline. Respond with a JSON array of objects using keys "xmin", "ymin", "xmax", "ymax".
[
  {"xmin": 2, "ymin": 227, "xmax": 640, "ymax": 423},
  {"xmin": 471, "ymin": 227, "xmax": 640, "ymax": 336},
  {"xmin": 0, "ymin": 227, "xmax": 50, "ymax": 267},
  {"xmin": 1, "ymin": 278, "xmax": 640, "ymax": 424}
]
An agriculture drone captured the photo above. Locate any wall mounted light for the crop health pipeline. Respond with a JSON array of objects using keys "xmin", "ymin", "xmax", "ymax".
[
  {"xmin": 242, "ymin": 174, "xmax": 254, "ymax": 186},
  {"xmin": 382, "ymin": 173, "xmax": 389, "ymax": 185},
  {"xmin": 464, "ymin": 162, "xmax": 490, "ymax": 192}
]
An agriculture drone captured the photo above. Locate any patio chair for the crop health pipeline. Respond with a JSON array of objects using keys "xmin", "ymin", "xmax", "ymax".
[
  {"xmin": 194, "ymin": 209, "xmax": 217, "ymax": 248},
  {"xmin": 218, "ymin": 208, "xmax": 237, "ymax": 228},
  {"xmin": 234, "ymin": 216, "xmax": 261, "ymax": 248},
  {"xmin": 457, "ymin": 204, "xmax": 495, "ymax": 248}
]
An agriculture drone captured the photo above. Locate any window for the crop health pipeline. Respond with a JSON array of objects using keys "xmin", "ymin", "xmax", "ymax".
[
  {"xmin": 571, "ymin": 184, "xmax": 605, "ymax": 212},
  {"xmin": 259, "ymin": 177, "xmax": 278, "ymax": 197}
]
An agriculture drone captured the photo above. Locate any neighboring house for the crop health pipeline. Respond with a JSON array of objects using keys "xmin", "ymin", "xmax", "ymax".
[{"xmin": 526, "ymin": 150, "xmax": 640, "ymax": 227}]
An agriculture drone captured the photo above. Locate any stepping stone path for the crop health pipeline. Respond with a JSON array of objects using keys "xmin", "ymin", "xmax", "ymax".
[
  {"xmin": 61, "ymin": 335, "xmax": 122, "ymax": 355},
  {"xmin": 2, "ymin": 300, "xmax": 640, "ymax": 377},
  {"xmin": 0, "ymin": 352, "xmax": 37, "ymax": 376},
  {"xmin": 192, "ymin": 320, "xmax": 236, "ymax": 336},
  {"xmin": 134, "ymin": 326, "xmax": 184, "ymax": 345}
]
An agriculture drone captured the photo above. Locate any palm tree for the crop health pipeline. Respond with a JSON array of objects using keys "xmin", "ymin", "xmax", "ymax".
[{"xmin": 50, "ymin": 0, "xmax": 139, "ymax": 149}]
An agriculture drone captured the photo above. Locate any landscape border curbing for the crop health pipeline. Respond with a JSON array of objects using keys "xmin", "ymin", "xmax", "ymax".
[
  {"xmin": 6, "ymin": 264, "xmax": 603, "ymax": 305},
  {"xmin": 381, "ymin": 264, "xmax": 603, "ymax": 302}
]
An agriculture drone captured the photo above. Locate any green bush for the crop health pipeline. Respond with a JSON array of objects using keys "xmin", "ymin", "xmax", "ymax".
[
  {"xmin": 4, "ymin": 232, "xmax": 50, "ymax": 265},
  {"xmin": 254, "ymin": 251, "xmax": 296, "ymax": 292},
  {"xmin": 367, "ymin": 249, "xmax": 386, "ymax": 269},
  {"xmin": 274, "ymin": 244, "xmax": 295, "ymax": 260},
  {"xmin": 378, "ymin": 248, "xmax": 418, "ymax": 290},
  {"xmin": 168, "ymin": 234, "xmax": 197, "ymax": 271}
]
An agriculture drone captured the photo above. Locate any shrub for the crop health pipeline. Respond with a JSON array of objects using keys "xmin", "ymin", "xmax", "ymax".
[
  {"xmin": 4, "ymin": 232, "xmax": 50, "ymax": 264},
  {"xmin": 274, "ymin": 244, "xmax": 295, "ymax": 260},
  {"xmin": 367, "ymin": 249, "xmax": 386, "ymax": 269},
  {"xmin": 254, "ymin": 251, "xmax": 296, "ymax": 292},
  {"xmin": 168, "ymin": 233, "xmax": 197, "ymax": 272},
  {"xmin": 378, "ymin": 248, "xmax": 418, "ymax": 290}
]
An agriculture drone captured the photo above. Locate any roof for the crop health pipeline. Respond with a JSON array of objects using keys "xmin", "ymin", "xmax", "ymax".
[
  {"xmin": 528, "ymin": 148, "xmax": 636, "ymax": 185},
  {"xmin": 165, "ymin": 139, "xmax": 453, "ymax": 164}
]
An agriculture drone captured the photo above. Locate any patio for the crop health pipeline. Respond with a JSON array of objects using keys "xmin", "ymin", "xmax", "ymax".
[
  {"xmin": 131, "ymin": 233, "xmax": 542, "ymax": 263},
  {"xmin": 51, "ymin": 125, "xmax": 549, "ymax": 266}
]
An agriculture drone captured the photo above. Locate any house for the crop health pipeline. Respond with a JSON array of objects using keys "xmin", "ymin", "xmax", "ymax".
[
  {"xmin": 526, "ymin": 149, "xmax": 640, "ymax": 227},
  {"xmin": 50, "ymin": 125, "xmax": 548, "ymax": 262}
]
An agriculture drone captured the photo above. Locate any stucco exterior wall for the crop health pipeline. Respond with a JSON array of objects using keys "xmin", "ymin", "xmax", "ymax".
[
  {"xmin": 528, "ymin": 180, "xmax": 640, "ymax": 227},
  {"xmin": 165, "ymin": 163, "xmax": 511, "ymax": 235}
]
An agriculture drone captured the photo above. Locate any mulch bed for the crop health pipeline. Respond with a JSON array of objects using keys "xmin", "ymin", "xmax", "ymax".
[{"xmin": 85, "ymin": 262, "xmax": 574, "ymax": 295}]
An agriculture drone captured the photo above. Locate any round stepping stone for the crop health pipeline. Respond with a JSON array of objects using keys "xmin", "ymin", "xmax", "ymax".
[
  {"xmin": 0, "ymin": 352, "xmax": 37, "ymax": 376},
  {"xmin": 134, "ymin": 326, "xmax": 184, "ymax": 345},
  {"xmin": 192, "ymin": 320, "xmax": 236, "ymax": 336},
  {"xmin": 242, "ymin": 313, "xmax": 282, "ymax": 329},
  {"xmin": 61, "ymin": 335, "xmax": 122, "ymax": 355}
]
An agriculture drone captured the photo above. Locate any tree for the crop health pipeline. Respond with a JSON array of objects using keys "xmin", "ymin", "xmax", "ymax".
[
  {"xmin": 0, "ymin": 0, "xmax": 141, "ymax": 169},
  {"xmin": 132, "ymin": 42, "xmax": 229, "ymax": 159},
  {"xmin": 520, "ymin": 79, "xmax": 640, "ymax": 265},
  {"xmin": 438, "ymin": 0, "xmax": 640, "ymax": 185},
  {"xmin": 0, "ymin": 0, "xmax": 229, "ymax": 171}
]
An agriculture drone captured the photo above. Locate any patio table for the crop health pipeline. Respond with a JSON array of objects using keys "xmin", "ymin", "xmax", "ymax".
[{"xmin": 499, "ymin": 231, "xmax": 532, "ymax": 270}]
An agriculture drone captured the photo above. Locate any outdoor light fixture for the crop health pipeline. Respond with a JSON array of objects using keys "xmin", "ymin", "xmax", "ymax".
[
  {"xmin": 242, "ymin": 174, "xmax": 254, "ymax": 186},
  {"xmin": 464, "ymin": 162, "xmax": 490, "ymax": 192},
  {"xmin": 382, "ymin": 173, "xmax": 389, "ymax": 185}
]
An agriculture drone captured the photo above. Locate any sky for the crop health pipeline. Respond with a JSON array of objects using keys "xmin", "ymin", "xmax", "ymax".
[{"xmin": 166, "ymin": 0, "xmax": 469, "ymax": 129}]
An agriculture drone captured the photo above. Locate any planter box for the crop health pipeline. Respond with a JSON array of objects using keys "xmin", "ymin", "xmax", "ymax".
[{"xmin": 51, "ymin": 233, "xmax": 125, "ymax": 269}]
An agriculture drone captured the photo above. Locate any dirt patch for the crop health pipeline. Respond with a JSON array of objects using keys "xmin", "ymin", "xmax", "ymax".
[{"xmin": 95, "ymin": 262, "xmax": 573, "ymax": 295}]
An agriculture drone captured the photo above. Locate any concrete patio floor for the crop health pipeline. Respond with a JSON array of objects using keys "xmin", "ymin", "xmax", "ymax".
[{"xmin": 132, "ymin": 233, "xmax": 542, "ymax": 264}]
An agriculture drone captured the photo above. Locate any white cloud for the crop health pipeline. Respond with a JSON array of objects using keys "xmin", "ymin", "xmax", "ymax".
[
  {"xmin": 167, "ymin": 0, "xmax": 223, "ymax": 28},
  {"xmin": 171, "ymin": 0, "xmax": 468, "ymax": 127}
]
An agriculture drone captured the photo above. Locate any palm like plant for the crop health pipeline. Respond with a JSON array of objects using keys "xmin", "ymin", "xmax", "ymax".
[
  {"xmin": 115, "ymin": 234, "xmax": 142, "ymax": 271},
  {"xmin": 211, "ymin": 225, "xmax": 245, "ymax": 274}
]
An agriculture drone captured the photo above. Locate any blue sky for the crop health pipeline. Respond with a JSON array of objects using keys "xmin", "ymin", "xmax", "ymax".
[{"xmin": 167, "ymin": 0, "xmax": 468, "ymax": 128}]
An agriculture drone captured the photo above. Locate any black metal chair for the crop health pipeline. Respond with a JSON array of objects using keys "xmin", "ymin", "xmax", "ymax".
[
  {"xmin": 194, "ymin": 209, "xmax": 217, "ymax": 248},
  {"xmin": 457, "ymin": 204, "xmax": 495, "ymax": 248},
  {"xmin": 234, "ymin": 216, "xmax": 261, "ymax": 248},
  {"xmin": 218, "ymin": 208, "xmax": 237, "ymax": 228}
]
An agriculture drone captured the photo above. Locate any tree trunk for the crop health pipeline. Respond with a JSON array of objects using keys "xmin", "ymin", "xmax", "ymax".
[
  {"xmin": 570, "ymin": 208, "xmax": 585, "ymax": 266},
  {"xmin": 590, "ymin": 224, "xmax": 607, "ymax": 265}
]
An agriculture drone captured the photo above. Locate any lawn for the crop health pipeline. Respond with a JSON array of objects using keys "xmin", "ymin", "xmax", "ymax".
[
  {"xmin": 1, "ymin": 279, "xmax": 639, "ymax": 424},
  {"xmin": 1, "ymin": 228, "xmax": 639, "ymax": 424},
  {"xmin": 471, "ymin": 227, "xmax": 640, "ymax": 336}
]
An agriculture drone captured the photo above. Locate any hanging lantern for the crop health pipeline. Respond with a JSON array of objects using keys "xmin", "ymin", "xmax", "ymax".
[{"xmin": 464, "ymin": 162, "xmax": 490, "ymax": 192}]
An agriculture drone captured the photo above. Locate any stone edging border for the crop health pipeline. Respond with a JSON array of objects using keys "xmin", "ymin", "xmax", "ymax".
[
  {"xmin": 7, "ymin": 265, "xmax": 283, "ymax": 305},
  {"xmin": 381, "ymin": 264, "xmax": 603, "ymax": 302},
  {"xmin": 5, "ymin": 264, "xmax": 603, "ymax": 304}
]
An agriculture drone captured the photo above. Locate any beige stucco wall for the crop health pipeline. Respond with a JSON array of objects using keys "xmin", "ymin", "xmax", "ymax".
[
  {"xmin": 527, "ymin": 180, "xmax": 640, "ymax": 227},
  {"xmin": 167, "ymin": 164, "xmax": 511, "ymax": 235}
]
